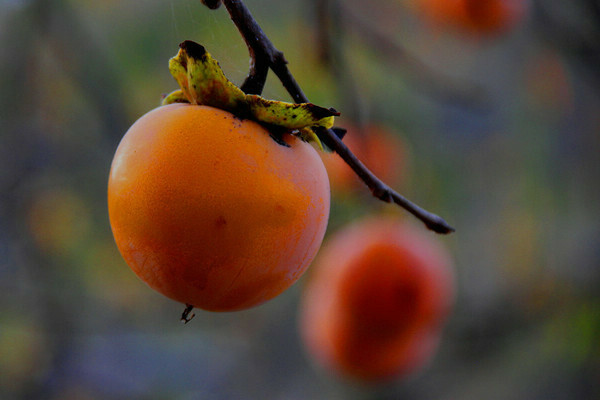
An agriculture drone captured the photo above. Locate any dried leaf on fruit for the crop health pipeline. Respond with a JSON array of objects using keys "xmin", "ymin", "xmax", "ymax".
[{"xmin": 163, "ymin": 40, "xmax": 338, "ymax": 149}]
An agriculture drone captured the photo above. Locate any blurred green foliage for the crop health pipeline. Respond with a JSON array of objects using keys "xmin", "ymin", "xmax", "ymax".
[{"xmin": 1, "ymin": 0, "xmax": 599, "ymax": 399}]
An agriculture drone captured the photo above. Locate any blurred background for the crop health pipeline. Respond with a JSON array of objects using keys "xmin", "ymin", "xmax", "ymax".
[{"xmin": 1, "ymin": 0, "xmax": 599, "ymax": 398}]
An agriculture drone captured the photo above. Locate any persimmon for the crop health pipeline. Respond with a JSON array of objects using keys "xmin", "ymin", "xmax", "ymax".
[
  {"xmin": 299, "ymin": 217, "xmax": 454, "ymax": 382},
  {"xmin": 418, "ymin": 0, "xmax": 527, "ymax": 35},
  {"xmin": 108, "ymin": 103, "xmax": 330, "ymax": 312},
  {"xmin": 321, "ymin": 124, "xmax": 406, "ymax": 194}
]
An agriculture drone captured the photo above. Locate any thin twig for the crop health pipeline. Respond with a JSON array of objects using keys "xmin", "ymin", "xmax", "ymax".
[
  {"xmin": 340, "ymin": 2, "xmax": 488, "ymax": 109},
  {"xmin": 314, "ymin": 128, "xmax": 454, "ymax": 234},
  {"xmin": 533, "ymin": 0, "xmax": 600, "ymax": 93},
  {"xmin": 311, "ymin": 0, "xmax": 366, "ymax": 123},
  {"xmin": 208, "ymin": 0, "xmax": 455, "ymax": 234},
  {"xmin": 239, "ymin": 47, "xmax": 270, "ymax": 94},
  {"xmin": 201, "ymin": 0, "xmax": 222, "ymax": 10}
]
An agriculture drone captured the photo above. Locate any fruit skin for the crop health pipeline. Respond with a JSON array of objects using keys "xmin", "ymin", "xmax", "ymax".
[
  {"xmin": 419, "ymin": 0, "xmax": 527, "ymax": 35},
  {"xmin": 108, "ymin": 103, "xmax": 330, "ymax": 312},
  {"xmin": 321, "ymin": 125, "xmax": 406, "ymax": 194},
  {"xmin": 300, "ymin": 217, "xmax": 454, "ymax": 382}
]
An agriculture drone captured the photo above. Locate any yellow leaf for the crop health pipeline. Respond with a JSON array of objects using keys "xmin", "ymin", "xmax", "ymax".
[{"xmin": 165, "ymin": 40, "xmax": 338, "ymax": 148}]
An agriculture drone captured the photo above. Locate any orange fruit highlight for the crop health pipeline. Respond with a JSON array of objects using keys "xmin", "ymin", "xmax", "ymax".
[
  {"xmin": 300, "ymin": 217, "xmax": 454, "ymax": 382},
  {"xmin": 108, "ymin": 104, "xmax": 330, "ymax": 311},
  {"xmin": 419, "ymin": 0, "xmax": 527, "ymax": 35}
]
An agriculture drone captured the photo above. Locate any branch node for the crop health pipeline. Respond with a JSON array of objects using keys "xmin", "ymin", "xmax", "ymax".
[
  {"xmin": 201, "ymin": 0, "xmax": 222, "ymax": 10},
  {"xmin": 372, "ymin": 185, "xmax": 393, "ymax": 202},
  {"xmin": 273, "ymin": 50, "xmax": 287, "ymax": 65},
  {"xmin": 425, "ymin": 217, "xmax": 456, "ymax": 235}
]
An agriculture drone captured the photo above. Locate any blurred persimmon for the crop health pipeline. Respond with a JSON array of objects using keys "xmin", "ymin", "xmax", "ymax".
[
  {"xmin": 300, "ymin": 216, "xmax": 454, "ymax": 382},
  {"xmin": 321, "ymin": 124, "xmax": 407, "ymax": 194},
  {"xmin": 418, "ymin": 0, "xmax": 528, "ymax": 35},
  {"xmin": 108, "ymin": 103, "xmax": 330, "ymax": 312}
]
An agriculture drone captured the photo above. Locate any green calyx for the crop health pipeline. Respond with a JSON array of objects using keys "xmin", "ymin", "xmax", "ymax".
[{"xmin": 162, "ymin": 40, "xmax": 338, "ymax": 149}]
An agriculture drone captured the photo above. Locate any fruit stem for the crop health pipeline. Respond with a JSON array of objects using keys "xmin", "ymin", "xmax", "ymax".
[
  {"xmin": 239, "ymin": 46, "xmax": 270, "ymax": 95},
  {"xmin": 181, "ymin": 304, "xmax": 196, "ymax": 324},
  {"xmin": 203, "ymin": 0, "xmax": 455, "ymax": 234}
]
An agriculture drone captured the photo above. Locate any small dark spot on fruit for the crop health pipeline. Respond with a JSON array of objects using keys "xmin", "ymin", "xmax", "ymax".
[{"xmin": 215, "ymin": 215, "xmax": 227, "ymax": 228}]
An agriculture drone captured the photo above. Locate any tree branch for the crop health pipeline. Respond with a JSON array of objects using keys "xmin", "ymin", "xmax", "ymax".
[
  {"xmin": 532, "ymin": 0, "xmax": 600, "ymax": 94},
  {"xmin": 239, "ymin": 46, "xmax": 270, "ymax": 94},
  {"xmin": 205, "ymin": 0, "xmax": 455, "ymax": 234},
  {"xmin": 340, "ymin": 2, "xmax": 487, "ymax": 109},
  {"xmin": 201, "ymin": 0, "xmax": 222, "ymax": 10}
]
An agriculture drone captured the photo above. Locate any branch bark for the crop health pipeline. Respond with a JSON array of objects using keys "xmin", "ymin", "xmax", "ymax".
[{"xmin": 208, "ymin": 0, "xmax": 455, "ymax": 234}]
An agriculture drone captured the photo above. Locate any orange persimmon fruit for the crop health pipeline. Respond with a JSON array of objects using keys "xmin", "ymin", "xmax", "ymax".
[
  {"xmin": 300, "ymin": 217, "xmax": 454, "ymax": 382},
  {"xmin": 108, "ymin": 103, "xmax": 330, "ymax": 312},
  {"xmin": 419, "ymin": 0, "xmax": 527, "ymax": 35}
]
